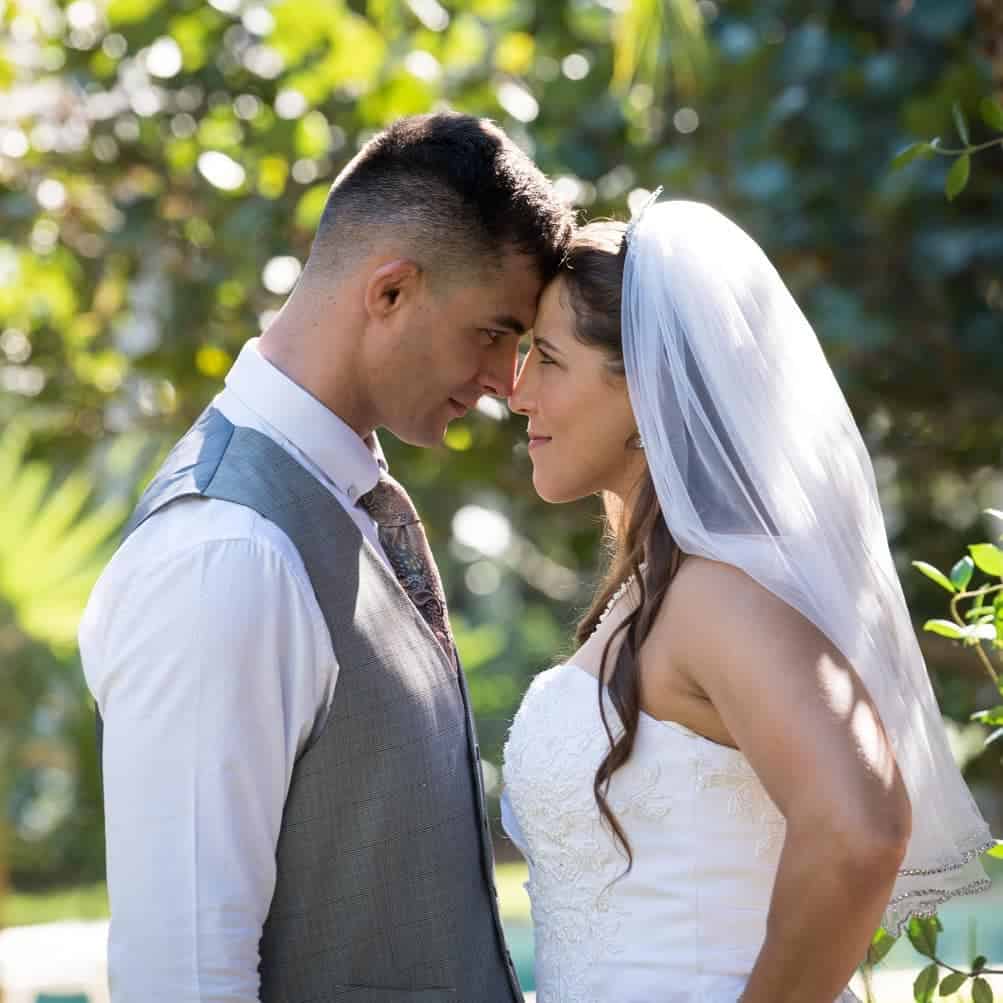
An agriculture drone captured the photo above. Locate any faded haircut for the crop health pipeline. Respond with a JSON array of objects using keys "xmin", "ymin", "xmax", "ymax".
[{"xmin": 307, "ymin": 112, "xmax": 573, "ymax": 286}]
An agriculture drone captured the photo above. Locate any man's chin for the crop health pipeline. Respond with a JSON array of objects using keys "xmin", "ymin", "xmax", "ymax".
[{"xmin": 388, "ymin": 419, "xmax": 449, "ymax": 449}]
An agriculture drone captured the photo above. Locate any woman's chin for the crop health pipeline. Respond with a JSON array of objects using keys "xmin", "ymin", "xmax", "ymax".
[
  {"xmin": 530, "ymin": 469, "xmax": 558, "ymax": 504},
  {"xmin": 531, "ymin": 469, "xmax": 586, "ymax": 505}
]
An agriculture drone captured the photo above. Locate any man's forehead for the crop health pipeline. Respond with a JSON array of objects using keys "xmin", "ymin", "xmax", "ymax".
[
  {"xmin": 455, "ymin": 251, "xmax": 543, "ymax": 328},
  {"xmin": 479, "ymin": 284, "xmax": 540, "ymax": 334}
]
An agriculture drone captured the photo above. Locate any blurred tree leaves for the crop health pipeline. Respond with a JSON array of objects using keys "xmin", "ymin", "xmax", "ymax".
[
  {"xmin": 1, "ymin": 0, "xmax": 1002, "ymax": 885},
  {"xmin": 0, "ymin": 427, "xmax": 124, "ymax": 648},
  {"xmin": 0, "ymin": 424, "xmax": 125, "ymax": 890},
  {"xmin": 613, "ymin": 0, "xmax": 710, "ymax": 98}
]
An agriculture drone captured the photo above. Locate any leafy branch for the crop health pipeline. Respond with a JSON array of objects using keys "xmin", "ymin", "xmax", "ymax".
[
  {"xmin": 891, "ymin": 99, "xmax": 1003, "ymax": 201},
  {"xmin": 864, "ymin": 915, "xmax": 1003, "ymax": 1003},
  {"xmin": 858, "ymin": 510, "xmax": 1003, "ymax": 1001},
  {"xmin": 914, "ymin": 510, "xmax": 1003, "ymax": 696}
]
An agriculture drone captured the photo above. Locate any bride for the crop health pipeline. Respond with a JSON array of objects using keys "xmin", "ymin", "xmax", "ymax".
[{"xmin": 501, "ymin": 198, "xmax": 994, "ymax": 1003}]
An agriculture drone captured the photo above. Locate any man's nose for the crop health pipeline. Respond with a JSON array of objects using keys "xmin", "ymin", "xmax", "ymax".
[
  {"xmin": 480, "ymin": 340, "xmax": 521, "ymax": 398},
  {"xmin": 508, "ymin": 354, "xmax": 533, "ymax": 415}
]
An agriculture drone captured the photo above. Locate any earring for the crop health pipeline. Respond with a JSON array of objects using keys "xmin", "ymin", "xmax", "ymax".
[{"xmin": 627, "ymin": 432, "xmax": 645, "ymax": 450}]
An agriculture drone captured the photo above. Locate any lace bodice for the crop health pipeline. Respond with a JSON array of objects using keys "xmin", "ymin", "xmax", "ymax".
[{"xmin": 501, "ymin": 663, "xmax": 862, "ymax": 1003}]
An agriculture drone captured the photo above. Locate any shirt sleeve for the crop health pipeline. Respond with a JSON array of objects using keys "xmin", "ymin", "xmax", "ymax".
[{"xmin": 84, "ymin": 535, "xmax": 333, "ymax": 1002}]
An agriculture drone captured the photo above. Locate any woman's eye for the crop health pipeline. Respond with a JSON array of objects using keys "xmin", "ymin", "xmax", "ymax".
[
  {"xmin": 480, "ymin": 329, "xmax": 504, "ymax": 344},
  {"xmin": 537, "ymin": 350, "xmax": 555, "ymax": 365}
]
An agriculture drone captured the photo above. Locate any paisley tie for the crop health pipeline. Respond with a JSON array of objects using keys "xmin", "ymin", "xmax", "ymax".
[{"xmin": 357, "ymin": 473, "xmax": 455, "ymax": 661}]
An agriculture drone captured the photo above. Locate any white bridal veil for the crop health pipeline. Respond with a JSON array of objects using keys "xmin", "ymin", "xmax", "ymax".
[{"xmin": 621, "ymin": 197, "xmax": 994, "ymax": 934}]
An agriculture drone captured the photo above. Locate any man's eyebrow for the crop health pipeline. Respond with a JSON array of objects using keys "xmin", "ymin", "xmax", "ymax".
[{"xmin": 492, "ymin": 314, "xmax": 527, "ymax": 335}]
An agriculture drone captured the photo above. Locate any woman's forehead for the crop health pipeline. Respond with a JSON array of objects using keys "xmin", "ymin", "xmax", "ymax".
[{"xmin": 534, "ymin": 277, "xmax": 575, "ymax": 331}]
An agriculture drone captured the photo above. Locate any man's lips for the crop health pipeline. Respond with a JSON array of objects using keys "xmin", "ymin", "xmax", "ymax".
[{"xmin": 448, "ymin": 398, "xmax": 471, "ymax": 417}]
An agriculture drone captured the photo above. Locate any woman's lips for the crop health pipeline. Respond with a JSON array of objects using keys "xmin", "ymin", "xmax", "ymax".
[
  {"xmin": 448, "ymin": 398, "xmax": 469, "ymax": 417},
  {"xmin": 528, "ymin": 436, "xmax": 552, "ymax": 451}
]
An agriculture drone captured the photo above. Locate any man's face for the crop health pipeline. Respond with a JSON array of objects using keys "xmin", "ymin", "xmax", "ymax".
[{"xmin": 375, "ymin": 251, "xmax": 544, "ymax": 447}]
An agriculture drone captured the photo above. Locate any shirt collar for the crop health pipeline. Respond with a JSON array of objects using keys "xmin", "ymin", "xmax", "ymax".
[{"xmin": 224, "ymin": 338, "xmax": 385, "ymax": 502}]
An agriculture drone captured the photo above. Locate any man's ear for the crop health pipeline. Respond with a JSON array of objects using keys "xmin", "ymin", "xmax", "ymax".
[{"xmin": 363, "ymin": 259, "xmax": 422, "ymax": 322}]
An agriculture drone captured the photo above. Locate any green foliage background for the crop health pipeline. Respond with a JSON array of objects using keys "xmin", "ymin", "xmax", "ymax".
[{"xmin": 1, "ymin": 0, "xmax": 1001, "ymax": 892}]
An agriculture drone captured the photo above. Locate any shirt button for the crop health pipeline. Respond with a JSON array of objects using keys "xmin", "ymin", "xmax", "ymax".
[{"xmin": 347, "ymin": 485, "xmax": 357, "ymax": 501}]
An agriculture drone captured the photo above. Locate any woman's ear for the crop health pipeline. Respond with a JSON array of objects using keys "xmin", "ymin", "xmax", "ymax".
[{"xmin": 363, "ymin": 258, "xmax": 422, "ymax": 321}]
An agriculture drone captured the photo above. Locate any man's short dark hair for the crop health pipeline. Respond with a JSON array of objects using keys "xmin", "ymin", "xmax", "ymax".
[{"xmin": 309, "ymin": 113, "xmax": 573, "ymax": 284}]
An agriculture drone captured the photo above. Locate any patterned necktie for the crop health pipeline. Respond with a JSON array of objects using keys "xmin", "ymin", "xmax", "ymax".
[{"xmin": 357, "ymin": 473, "xmax": 455, "ymax": 661}]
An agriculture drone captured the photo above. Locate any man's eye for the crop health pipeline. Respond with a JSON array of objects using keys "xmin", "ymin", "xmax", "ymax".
[
  {"xmin": 480, "ymin": 329, "xmax": 504, "ymax": 344},
  {"xmin": 537, "ymin": 349, "xmax": 555, "ymax": 365}
]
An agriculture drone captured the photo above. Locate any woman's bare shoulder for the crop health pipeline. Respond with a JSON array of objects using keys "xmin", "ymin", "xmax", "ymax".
[
  {"xmin": 657, "ymin": 554, "xmax": 829, "ymax": 669},
  {"xmin": 663, "ymin": 554, "xmax": 779, "ymax": 620}
]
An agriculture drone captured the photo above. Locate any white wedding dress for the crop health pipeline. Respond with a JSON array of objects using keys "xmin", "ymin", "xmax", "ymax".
[{"xmin": 501, "ymin": 662, "xmax": 862, "ymax": 1003}]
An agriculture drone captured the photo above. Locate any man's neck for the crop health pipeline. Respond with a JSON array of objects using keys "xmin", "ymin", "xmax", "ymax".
[{"xmin": 259, "ymin": 316, "xmax": 375, "ymax": 440}]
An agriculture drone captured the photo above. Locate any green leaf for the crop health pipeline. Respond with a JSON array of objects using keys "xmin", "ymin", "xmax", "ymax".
[
  {"xmin": 952, "ymin": 102, "xmax": 970, "ymax": 146},
  {"xmin": 939, "ymin": 971, "xmax": 967, "ymax": 995},
  {"xmin": 973, "ymin": 954, "xmax": 989, "ymax": 971},
  {"xmin": 965, "ymin": 607, "xmax": 995, "ymax": 620},
  {"xmin": 986, "ymin": 727, "xmax": 1003, "ymax": 746},
  {"xmin": 972, "ymin": 976, "xmax": 993, "ymax": 1003},
  {"xmin": 0, "ymin": 462, "xmax": 51, "ymax": 559},
  {"xmin": 908, "ymin": 916, "xmax": 941, "ymax": 959},
  {"xmin": 891, "ymin": 142, "xmax": 936, "ymax": 171},
  {"xmin": 913, "ymin": 562, "xmax": 956, "ymax": 593},
  {"xmin": 970, "ymin": 544, "xmax": 1003, "ymax": 577},
  {"xmin": 612, "ymin": 0, "xmax": 708, "ymax": 96},
  {"xmin": 914, "ymin": 963, "xmax": 939, "ymax": 1003},
  {"xmin": 946, "ymin": 154, "xmax": 971, "ymax": 201},
  {"xmin": 979, "ymin": 97, "xmax": 1003, "ymax": 132},
  {"xmin": 0, "ymin": 424, "xmax": 29, "ymax": 491},
  {"xmin": 868, "ymin": 926, "xmax": 898, "ymax": 965},
  {"xmin": 924, "ymin": 619, "xmax": 965, "ymax": 640},
  {"xmin": 950, "ymin": 556, "xmax": 975, "ymax": 591},
  {"xmin": 971, "ymin": 706, "xmax": 1003, "ymax": 726}
]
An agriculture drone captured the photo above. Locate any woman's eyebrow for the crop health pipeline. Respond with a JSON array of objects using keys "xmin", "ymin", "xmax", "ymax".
[{"xmin": 532, "ymin": 335, "xmax": 564, "ymax": 355}]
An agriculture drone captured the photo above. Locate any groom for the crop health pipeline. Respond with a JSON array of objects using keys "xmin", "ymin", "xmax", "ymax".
[{"xmin": 80, "ymin": 112, "xmax": 572, "ymax": 1001}]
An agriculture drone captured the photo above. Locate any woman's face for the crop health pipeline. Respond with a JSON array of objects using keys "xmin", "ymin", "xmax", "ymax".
[{"xmin": 509, "ymin": 276, "xmax": 646, "ymax": 504}]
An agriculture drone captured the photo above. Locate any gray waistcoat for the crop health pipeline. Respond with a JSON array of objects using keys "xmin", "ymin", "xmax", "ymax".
[{"xmin": 103, "ymin": 407, "xmax": 522, "ymax": 1003}]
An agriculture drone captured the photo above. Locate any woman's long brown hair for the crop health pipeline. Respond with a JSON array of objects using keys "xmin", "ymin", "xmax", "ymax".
[{"xmin": 562, "ymin": 221, "xmax": 686, "ymax": 869}]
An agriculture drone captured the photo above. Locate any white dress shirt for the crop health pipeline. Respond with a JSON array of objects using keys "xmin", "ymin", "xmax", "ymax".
[{"xmin": 79, "ymin": 339, "xmax": 391, "ymax": 1002}]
